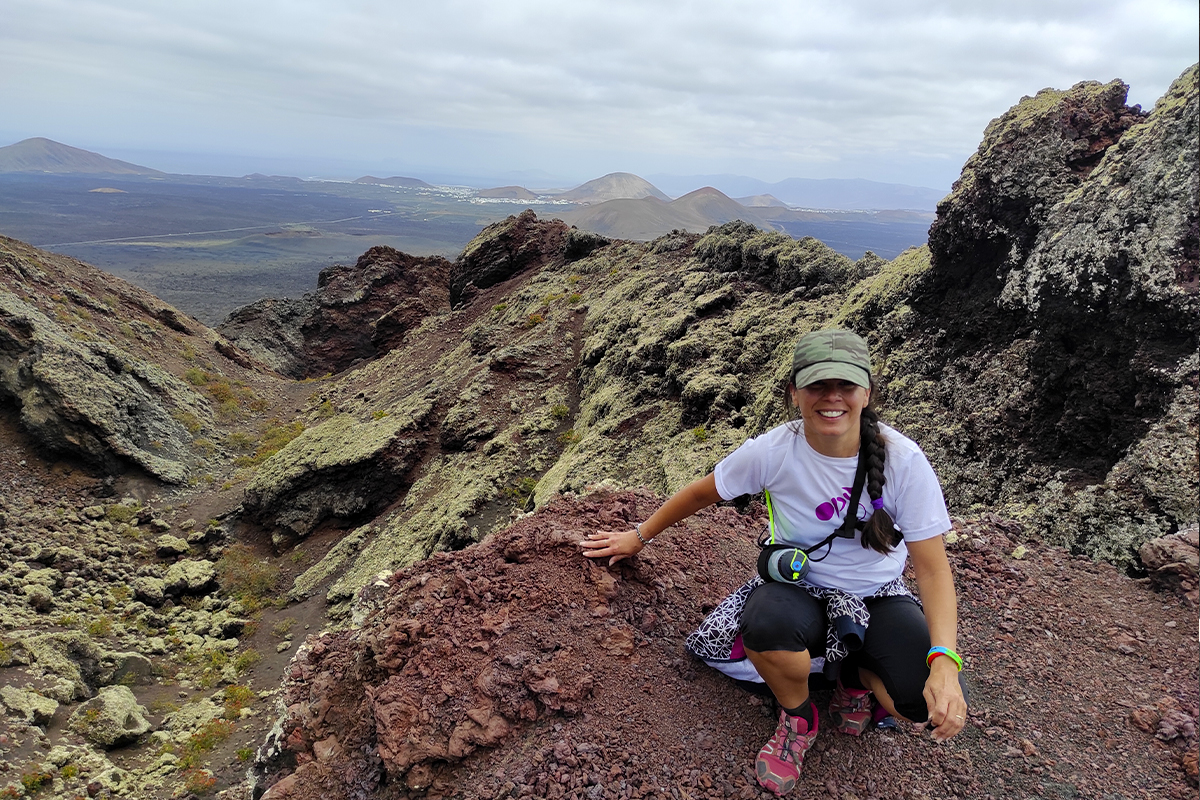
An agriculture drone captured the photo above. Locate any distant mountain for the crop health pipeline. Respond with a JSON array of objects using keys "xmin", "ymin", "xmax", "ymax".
[
  {"xmin": 559, "ymin": 186, "xmax": 772, "ymax": 240},
  {"xmin": 648, "ymin": 173, "xmax": 946, "ymax": 211},
  {"xmin": 0, "ymin": 137, "xmax": 164, "ymax": 175},
  {"xmin": 354, "ymin": 175, "xmax": 434, "ymax": 189},
  {"xmin": 477, "ymin": 186, "xmax": 539, "ymax": 200},
  {"xmin": 557, "ymin": 172, "xmax": 670, "ymax": 204},
  {"xmin": 736, "ymin": 194, "xmax": 788, "ymax": 208}
]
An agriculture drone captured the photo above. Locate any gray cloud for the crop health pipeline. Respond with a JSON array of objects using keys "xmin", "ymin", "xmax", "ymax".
[{"xmin": 1, "ymin": 0, "xmax": 1195, "ymax": 187}]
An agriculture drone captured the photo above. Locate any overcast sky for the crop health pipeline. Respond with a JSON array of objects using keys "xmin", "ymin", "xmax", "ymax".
[{"xmin": 2, "ymin": 0, "xmax": 1196, "ymax": 189}]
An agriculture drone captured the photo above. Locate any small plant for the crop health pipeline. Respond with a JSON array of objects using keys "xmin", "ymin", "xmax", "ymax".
[
  {"xmin": 222, "ymin": 685, "xmax": 256, "ymax": 719},
  {"xmin": 315, "ymin": 400, "xmax": 336, "ymax": 418},
  {"xmin": 172, "ymin": 409, "xmax": 203, "ymax": 434},
  {"xmin": 216, "ymin": 544, "xmax": 280, "ymax": 606},
  {"xmin": 233, "ymin": 420, "xmax": 305, "ymax": 468},
  {"xmin": 568, "ymin": 274, "xmax": 582, "ymax": 284},
  {"xmin": 492, "ymin": 302, "xmax": 508, "ymax": 313},
  {"xmin": 567, "ymin": 292, "xmax": 583, "ymax": 305},
  {"xmin": 236, "ymin": 747, "xmax": 255, "ymax": 762},
  {"xmin": 289, "ymin": 549, "xmax": 310, "ymax": 565},
  {"xmin": 184, "ymin": 367, "xmax": 208, "ymax": 386},
  {"xmin": 19, "ymin": 770, "xmax": 53, "ymax": 793},
  {"xmin": 60, "ymin": 763, "xmax": 80, "ymax": 780},
  {"xmin": 110, "ymin": 585, "xmax": 131, "ymax": 603},
  {"xmin": 233, "ymin": 648, "xmax": 261, "ymax": 674},
  {"xmin": 526, "ymin": 312, "xmax": 545, "ymax": 327},
  {"xmin": 86, "ymin": 616, "xmax": 113, "ymax": 638},
  {"xmin": 692, "ymin": 426, "xmax": 709, "ymax": 443},
  {"xmin": 550, "ymin": 403, "xmax": 570, "ymax": 420},
  {"xmin": 105, "ymin": 503, "xmax": 140, "ymax": 524},
  {"xmin": 180, "ymin": 768, "xmax": 217, "ymax": 795},
  {"xmin": 271, "ymin": 618, "xmax": 295, "ymax": 638},
  {"xmin": 371, "ymin": 409, "xmax": 390, "ymax": 420},
  {"xmin": 542, "ymin": 292, "xmax": 564, "ymax": 304},
  {"xmin": 556, "ymin": 429, "xmax": 581, "ymax": 447},
  {"xmin": 224, "ymin": 431, "xmax": 256, "ymax": 452},
  {"xmin": 54, "ymin": 614, "xmax": 80, "ymax": 628}
]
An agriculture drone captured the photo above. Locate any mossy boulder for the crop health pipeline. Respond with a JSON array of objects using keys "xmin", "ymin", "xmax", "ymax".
[
  {"xmin": 67, "ymin": 685, "xmax": 152, "ymax": 747},
  {"xmin": 242, "ymin": 401, "xmax": 436, "ymax": 542}
]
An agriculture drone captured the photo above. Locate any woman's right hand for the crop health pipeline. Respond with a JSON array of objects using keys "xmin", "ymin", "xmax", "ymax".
[{"xmin": 580, "ymin": 528, "xmax": 644, "ymax": 566}]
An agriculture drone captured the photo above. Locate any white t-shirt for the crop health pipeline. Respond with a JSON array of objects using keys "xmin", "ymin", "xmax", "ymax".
[{"xmin": 713, "ymin": 421, "xmax": 951, "ymax": 596}]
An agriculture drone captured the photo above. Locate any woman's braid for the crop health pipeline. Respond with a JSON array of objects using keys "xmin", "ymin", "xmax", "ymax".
[{"xmin": 860, "ymin": 406, "xmax": 901, "ymax": 554}]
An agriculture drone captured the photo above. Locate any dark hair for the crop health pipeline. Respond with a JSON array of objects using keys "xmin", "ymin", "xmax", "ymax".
[{"xmin": 782, "ymin": 379, "xmax": 901, "ymax": 555}]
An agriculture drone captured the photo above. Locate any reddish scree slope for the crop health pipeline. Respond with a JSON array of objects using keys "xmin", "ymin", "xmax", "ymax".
[{"xmin": 252, "ymin": 490, "xmax": 1198, "ymax": 800}]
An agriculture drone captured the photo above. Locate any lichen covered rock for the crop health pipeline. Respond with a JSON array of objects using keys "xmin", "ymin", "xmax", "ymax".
[{"xmin": 68, "ymin": 685, "xmax": 152, "ymax": 747}]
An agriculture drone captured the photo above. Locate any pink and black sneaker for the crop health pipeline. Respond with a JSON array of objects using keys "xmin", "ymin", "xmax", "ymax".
[
  {"xmin": 828, "ymin": 680, "xmax": 876, "ymax": 736},
  {"xmin": 756, "ymin": 707, "xmax": 819, "ymax": 795}
]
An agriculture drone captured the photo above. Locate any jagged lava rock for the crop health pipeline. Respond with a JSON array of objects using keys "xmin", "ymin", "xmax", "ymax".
[
  {"xmin": 867, "ymin": 65, "xmax": 1198, "ymax": 566},
  {"xmin": 449, "ymin": 210, "xmax": 570, "ymax": 305},
  {"xmin": 219, "ymin": 246, "xmax": 451, "ymax": 378}
]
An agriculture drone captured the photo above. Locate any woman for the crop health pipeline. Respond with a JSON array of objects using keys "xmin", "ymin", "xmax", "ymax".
[{"xmin": 581, "ymin": 328, "xmax": 967, "ymax": 796}]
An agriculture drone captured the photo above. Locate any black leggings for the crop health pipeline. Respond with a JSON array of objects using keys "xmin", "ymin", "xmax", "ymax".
[{"xmin": 740, "ymin": 582, "xmax": 945, "ymax": 723}]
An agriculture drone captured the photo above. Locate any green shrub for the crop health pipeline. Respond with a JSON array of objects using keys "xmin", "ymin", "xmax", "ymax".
[
  {"xmin": 87, "ymin": 616, "xmax": 113, "ymax": 638},
  {"xmin": 526, "ymin": 313, "xmax": 545, "ymax": 327},
  {"xmin": 19, "ymin": 770, "xmax": 53, "ymax": 793},
  {"xmin": 216, "ymin": 544, "xmax": 280, "ymax": 605},
  {"xmin": 222, "ymin": 685, "xmax": 256, "ymax": 719},
  {"xmin": 550, "ymin": 403, "xmax": 570, "ymax": 420},
  {"xmin": 692, "ymin": 426, "xmax": 709, "ymax": 443},
  {"xmin": 556, "ymin": 429, "xmax": 581, "ymax": 447},
  {"xmin": 234, "ymin": 649, "xmax": 261, "ymax": 674},
  {"xmin": 173, "ymin": 410, "xmax": 203, "ymax": 434},
  {"xmin": 180, "ymin": 768, "xmax": 217, "ymax": 795}
]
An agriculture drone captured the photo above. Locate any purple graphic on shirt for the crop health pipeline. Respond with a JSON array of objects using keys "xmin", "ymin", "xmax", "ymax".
[{"xmin": 815, "ymin": 487, "xmax": 855, "ymax": 521}]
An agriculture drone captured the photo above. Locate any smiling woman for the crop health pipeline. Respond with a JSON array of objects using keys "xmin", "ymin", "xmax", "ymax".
[{"xmin": 581, "ymin": 327, "xmax": 966, "ymax": 796}]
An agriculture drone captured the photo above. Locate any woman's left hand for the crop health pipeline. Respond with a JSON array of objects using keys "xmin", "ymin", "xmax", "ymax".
[{"xmin": 923, "ymin": 657, "xmax": 968, "ymax": 741}]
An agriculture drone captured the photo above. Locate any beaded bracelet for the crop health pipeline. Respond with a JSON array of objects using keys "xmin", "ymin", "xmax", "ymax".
[
  {"xmin": 926, "ymin": 646, "xmax": 964, "ymax": 671},
  {"xmin": 635, "ymin": 524, "xmax": 650, "ymax": 546}
]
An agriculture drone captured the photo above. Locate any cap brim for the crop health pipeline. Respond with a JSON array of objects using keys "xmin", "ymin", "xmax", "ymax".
[{"xmin": 794, "ymin": 362, "xmax": 870, "ymax": 388}]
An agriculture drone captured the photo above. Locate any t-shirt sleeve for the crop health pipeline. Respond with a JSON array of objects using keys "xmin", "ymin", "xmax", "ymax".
[
  {"xmin": 892, "ymin": 448, "xmax": 952, "ymax": 542},
  {"xmin": 713, "ymin": 434, "xmax": 772, "ymax": 501}
]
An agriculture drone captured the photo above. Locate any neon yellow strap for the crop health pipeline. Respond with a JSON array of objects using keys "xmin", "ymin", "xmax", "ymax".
[{"xmin": 764, "ymin": 489, "xmax": 777, "ymax": 544}]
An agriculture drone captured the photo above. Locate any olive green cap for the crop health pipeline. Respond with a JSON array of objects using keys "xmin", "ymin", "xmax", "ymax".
[{"xmin": 791, "ymin": 329, "xmax": 872, "ymax": 388}]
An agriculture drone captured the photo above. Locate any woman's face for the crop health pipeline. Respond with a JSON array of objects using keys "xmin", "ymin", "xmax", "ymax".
[{"xmin": 791, "ymin": 379, "xmax": 871, "ymax": 457}]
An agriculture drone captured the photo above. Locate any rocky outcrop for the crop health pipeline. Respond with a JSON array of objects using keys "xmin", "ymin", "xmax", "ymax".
[
  {"xmin": 250, "ymin": 491, "xmax": 762, "ymax": 799},
  {"xmin": 0, "ymin": 291, "xmax": 203, "ymax": 483},
  {"xmin": 862, "ymin": 65, "xmax": 1198, "ymax": 567},
  {"xmin": 219, "ymin": 246, "xmax": 452, "ymax": 379},
  {"xmin": 449, "ymin": 210, "xmax": 570, "ymax": 305},
  {"xmin": 0, "ymin": 235, "xmax": 277, "ymax": 485},
  {"xmin": 241, "ymin": 403, "xmax": 437, "ymax": 545}
]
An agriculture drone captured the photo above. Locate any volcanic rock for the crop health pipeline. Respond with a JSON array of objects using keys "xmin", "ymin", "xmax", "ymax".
[
  {"xmin": 219, "ymin": 246, "xmax": 451, "ymax": 378},
  {"xmin": 449, "ymin": 210, "xmax": 569, "ymax": 305},
  {"xmin": 68, "ymin": 685, "xmax": 152, "ymax": 747}
]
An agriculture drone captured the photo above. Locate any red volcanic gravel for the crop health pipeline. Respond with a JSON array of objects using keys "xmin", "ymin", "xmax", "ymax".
[{"xmin": 252, "ymin": 490, "xmax": 1198, "ymax": 800}]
